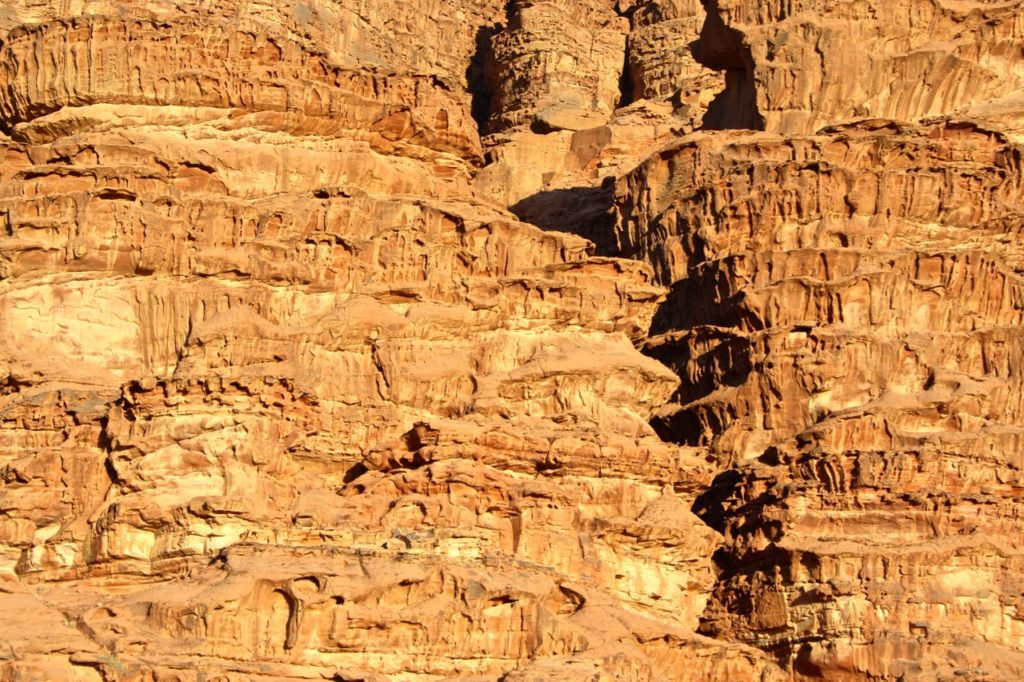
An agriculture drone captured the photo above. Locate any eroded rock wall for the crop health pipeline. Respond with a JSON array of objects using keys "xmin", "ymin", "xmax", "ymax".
[
  {"xmin": 5, "ymin": 0, "xmax": 1024, "ymax": 679},
  {"xmin": 0, "ymin": 1, "xmax": 781, "ymax": 681},
  {"xmin": 612, "ymin": 120, "xmax": 1024, "ymax": 677},
  {"xmin": 604, "ymin": 0, "xmax": 1024, "ymax": 678},
  {"xmin": 698, "ymin": 0, "xmax": 1024, "ymax": 135}
]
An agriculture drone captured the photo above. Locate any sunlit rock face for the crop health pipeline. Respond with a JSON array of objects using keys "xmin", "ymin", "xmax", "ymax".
[
  {"xmin": 0, "ymin": 1, "xmax": 782, "ymax": 681},
  {"xmin": 612, "ymin": 119, "xmax": 1024, "ymax": 677},
  {"xmin": 4, "ymin": 0, "xmax": 1024, "ymax": 680},
  {"xmin": 603, "ymin": 0, "xmax": 1024, "ymax": 676},
  {"xmin": 696, "ymin": 0, "xmax": 1024, "ymax": 135}
]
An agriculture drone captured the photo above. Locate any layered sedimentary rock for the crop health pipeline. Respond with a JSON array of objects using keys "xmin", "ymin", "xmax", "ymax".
[
  {"xmin": 476, "ymin": 0, "xmax": 722, "ymax": 255},
  {"xmin": 6, "ymin": 0, "xmax": 1024, "ymax": 679},
  {"xmin": 597, "ymin": 0, "xmax": 1024, "ymax": 677},
  {"xmin": 697, "ymin": 0, "xmax": 1024, "ymax": 135},
  {"xmin": 484, "ymin": 0, "xmax": 627, "ymax": 135},
  {"xmin": 627, "ymin": 0, "xmax": 723, "ymax": 118},
  {"xmin": 0, "ymin": 1, "xmax": 785, "ymax": 681},
  {"xmin": 611, "ymin": 115, "xmax": 1024, "ymax": 677}
]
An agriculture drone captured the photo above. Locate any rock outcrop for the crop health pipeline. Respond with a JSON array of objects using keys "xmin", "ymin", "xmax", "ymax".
[
  {"xmin": 612, "ymin": 118, "xmax": 1024, "ymax": 678},
  {"xmin": 696, "ymin": 0, "xmax": 1024, "ymax": 135},
  {"xmin": 601, "ymin": 0, "xmax": 1024, "ymax": 678},
  {"xmin": 0, "ymin": 1, "xmax": 780, "ymax": 681},
  {"xmin": 5, "ymin": 0, "xmax": 1024, "ymax": 680}
]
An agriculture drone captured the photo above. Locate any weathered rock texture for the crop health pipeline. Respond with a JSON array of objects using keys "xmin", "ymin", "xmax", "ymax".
[
  {"xmin": 602, "ymin": 0, "xmax": 1024, "ymax": 678},
  {"xmin": 614, "ymin": 119, "xmax": 1024, "ymax": 678},
  {"xmin": 0, "ymin": 1, "xmax": 779, "ymax": 681},
  {"xmin": 697, "ymin": 0, "xmax": 1024, "ymax": 135},
  {"xmin": 4, "ymin": 0, "xmax": 1024, "ymax": 680}
]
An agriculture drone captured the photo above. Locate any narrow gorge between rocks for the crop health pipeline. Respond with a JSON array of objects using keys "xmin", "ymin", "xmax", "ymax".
[{"xmin": 2, "ymin": 1, "xmax": 1024, "ymax": 680}]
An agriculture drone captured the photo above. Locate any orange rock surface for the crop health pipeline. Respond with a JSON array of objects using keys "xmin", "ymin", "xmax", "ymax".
[{"xmin": 1, "ymin": 0, "xmax": 1023, "ymax": 680}]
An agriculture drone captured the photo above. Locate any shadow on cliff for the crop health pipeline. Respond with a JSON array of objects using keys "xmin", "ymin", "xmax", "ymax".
[
  {"xmin": 691, "ymin": 464, "xmax": 797, "ymax": 644},
  {"xmin": 510, "ymin": 182, "xmax": 760, "ymax": 452},
  {"xmin": 509, "ymin": 181, "xmax": 619, "ymax": 254},
  {"xmin": 503, "ymin": 0, "xmax": 765, "ymax": 449},
  {"xmin": 691, "ymin": 1, "xmax": 765, "ymax": 131},
  {"xmin": 466, "ymin": 23, "xmax": 499, "ymax": 136}
]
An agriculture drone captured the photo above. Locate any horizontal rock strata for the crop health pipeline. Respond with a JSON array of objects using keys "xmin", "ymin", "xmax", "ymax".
[
  {"xmin": 6, "ymin": 0, "xmax": 1024, "ymax": 679},
  {"xmin": 611, "ymin": 118, "xmax": 1024, "ymax": 678},
  {"xmin": 699, "ymin": 0, "xmax": 1024, "ymax": 134},
  {"xmin": 0, "ymin": 2, "xmax": 782, "ymax": 680}
]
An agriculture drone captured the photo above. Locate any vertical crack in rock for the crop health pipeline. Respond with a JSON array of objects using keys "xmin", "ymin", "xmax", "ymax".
[
  {"xmin": 614, "ymin": 1, "xmax": 639, "ymax": 109},
  {"xmin": 617, "ymin": 39, "xmax": 637, "ymax": 110},
  {"xmin": 468, "ymin": 22, "xmax": 501, "ymax": 137}
]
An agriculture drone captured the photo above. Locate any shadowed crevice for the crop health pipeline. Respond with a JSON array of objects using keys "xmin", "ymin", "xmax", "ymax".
[
  {"xmin": 691, "ymin": 1, "xmax": 764, "ymax": 130},
  {"xmin": 618, "ymin": 38, "xmax": 636, "ymax": 109},
  {"xmin": 615, "ymin": 1, "xmax": 639, "ymax": 108},
  {"xmin": 467, "ymin": 23, "xmax": 500, "ymax": 136}
]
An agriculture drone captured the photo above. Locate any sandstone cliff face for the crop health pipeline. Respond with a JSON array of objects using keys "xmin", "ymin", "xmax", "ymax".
[
  {"xmin": 3, "ymin": 0, "xmax": 1024, "ymax": 680},
  {"xmin": 613, "ymin": 119, "xmax": 1024, "ymax": 678},
  {"xmin": 696, "ymin": 0, "xmax": 1024, "ymax": 135},
  {"xmin": 602, "ymin": 1, "xmax": 1024, "ymax": 678},
  {"xmin": 0, "ymin": 1, "xmax": 780, "ymax": 681}
]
